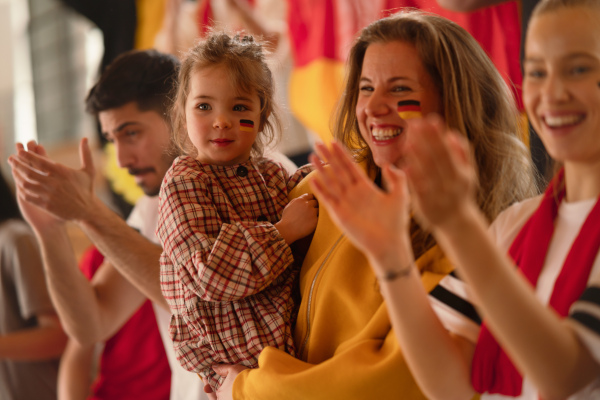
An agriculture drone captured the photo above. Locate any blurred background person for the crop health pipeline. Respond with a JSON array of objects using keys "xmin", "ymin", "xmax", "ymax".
[{"xmin": 0, "ymin": 167, "xmax": 67, "ymax": 400}]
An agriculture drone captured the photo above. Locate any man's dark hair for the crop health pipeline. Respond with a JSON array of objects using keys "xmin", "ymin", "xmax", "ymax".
[{"xmin": 85, "ymin": 49, "xmax": 180, "ymax": 118}]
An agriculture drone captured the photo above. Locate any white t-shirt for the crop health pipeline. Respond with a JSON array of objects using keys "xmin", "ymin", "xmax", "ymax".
[{"xmin": 127, "ymin": 195, "xmax": 207, "ymax": 400}]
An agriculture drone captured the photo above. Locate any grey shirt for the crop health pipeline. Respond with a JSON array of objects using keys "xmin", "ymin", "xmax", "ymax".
[{"xmin": 0, "ymin": 219, "xmax": 58, "ymax": 400}]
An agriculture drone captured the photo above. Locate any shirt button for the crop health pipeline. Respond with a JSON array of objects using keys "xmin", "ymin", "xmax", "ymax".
[
  {"xmin": 236, "ymin": 166, "xmax": 248, "ymax": 177},
  {"xmin": 257, "ymin": 215, "xmax": 268, "ymax": 222}
]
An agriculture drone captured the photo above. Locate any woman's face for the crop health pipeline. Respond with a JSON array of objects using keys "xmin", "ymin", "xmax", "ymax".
[
  {"xmin": 356, "ymin": 40, "xmax": 442, "ymax": 168},
  {"xmin": 523, "ymin": 7, "xmax": 600, "ymax": 165}
]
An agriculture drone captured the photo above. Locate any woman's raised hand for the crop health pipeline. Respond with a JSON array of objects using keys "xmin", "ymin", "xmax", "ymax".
[
  {"xmin": 404, "ymin": 115, "xmax": 478, "ymax": 233},
  {"xmin": 309, "ymin": 142, "xmax": 411, "ymax": 266}
]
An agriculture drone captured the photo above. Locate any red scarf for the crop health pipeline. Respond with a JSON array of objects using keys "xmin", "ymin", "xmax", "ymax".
[{"xmin": 472, "ymin": 169, "xmax": 600, "ymax": 396}]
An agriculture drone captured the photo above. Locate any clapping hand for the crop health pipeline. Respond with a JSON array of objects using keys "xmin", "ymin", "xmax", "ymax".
[{"xmin": 309, "ymin": 142, "xmax": 411, "ymax": 266}]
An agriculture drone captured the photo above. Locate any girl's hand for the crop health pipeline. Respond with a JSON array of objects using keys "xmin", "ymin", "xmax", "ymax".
[
  {"xmin": 309, "ymin": 142, "xmax": 411, "ymax": 267},
  {"xmin": 275, "ymin": 193, "xmax": 318, "ymax": 244},
  {"xmin": 213, "ymin": 364, "xmax": 249, "ymax": 400},
  {"xmin": 404, "ymin": 115, "xmax": 478, "ymax": 232}
]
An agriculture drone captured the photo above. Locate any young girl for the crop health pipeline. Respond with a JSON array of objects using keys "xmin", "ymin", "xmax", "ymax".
[
  {"xmin": 310, "ymin": 0, "xmax": 600, "ymax": 399},
  {"xmin": 156, "ymin": 32, "xmax": 317, "ymax": 391}
]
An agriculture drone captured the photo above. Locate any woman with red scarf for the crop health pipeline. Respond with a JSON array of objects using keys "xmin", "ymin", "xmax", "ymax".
[{"xmin": 309, "ymin": 0, "xmax": 600, "ymax": 399}]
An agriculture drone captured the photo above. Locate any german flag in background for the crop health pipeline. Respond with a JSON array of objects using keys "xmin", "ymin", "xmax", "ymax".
[{"xmin": 287, "ymin": 0, "xmax": 522, "ymax": 144}]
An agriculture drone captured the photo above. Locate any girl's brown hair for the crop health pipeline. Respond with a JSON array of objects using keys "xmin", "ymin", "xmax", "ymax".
[
  {"xmin": 335, "ymin": 10, "xmax": 538, "ymax": 256},
  {"xmin": 171, "ymin": 32, "xmax": 281, "ymax": 159}
]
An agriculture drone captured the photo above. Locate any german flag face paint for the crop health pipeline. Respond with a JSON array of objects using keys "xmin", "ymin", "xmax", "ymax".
[
  {"xmin": 240, "ymin": 119, "xmax": 254, "ymax": 133},
  {"xmin": 397, "ymin": 100, "xmax": 422, "ymax": 120}
]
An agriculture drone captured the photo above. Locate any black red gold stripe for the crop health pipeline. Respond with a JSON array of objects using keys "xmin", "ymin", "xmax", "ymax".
[
  {"xmin": 397, "ymin": 100, "xmax": 422, "ymax": 119},
  {"xmin": 240, "ymin": 119, "xmax": 254, "ymax": 132}
]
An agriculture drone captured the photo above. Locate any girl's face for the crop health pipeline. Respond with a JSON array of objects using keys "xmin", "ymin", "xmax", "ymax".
[
  {"xmin": 185, "ymin": 65, "xmax": 261, "ymax": 166},
  {"xmin": 356, "ymin": 40, "xmax": 442, "ymax": 168},
  {"xmin": 523, "ymin": 7, "xmax": 600, "ymax": 165}
]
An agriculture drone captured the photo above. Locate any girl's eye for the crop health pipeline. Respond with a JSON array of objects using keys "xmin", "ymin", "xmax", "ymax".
[
  {"xmin": 359, "ymin": 85, "xmax": 374, "ymax": 92},
  {"xmin": 233, "ymin": 104, "xmax": 248, "ymax": 112},
  {"xmin": 125, "ymin": 130, "xmax": 138, "ymax": 137},
  {"xmin": 197, "ymin": 103, "xmax": 211, "ymax": 111}
]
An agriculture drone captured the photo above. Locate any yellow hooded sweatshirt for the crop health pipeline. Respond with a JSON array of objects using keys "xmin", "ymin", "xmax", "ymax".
[{"xmin": 233, "ymin": 169, "xmax": 454, "ymax": 399}]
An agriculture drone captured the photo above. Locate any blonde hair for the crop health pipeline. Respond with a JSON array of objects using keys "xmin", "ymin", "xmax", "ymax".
[
  {"xmin": 171, "ymin": 32, "xmax": 281, "ymax": 159},
  {"xmin": 335, "ymin": 10, "xmax": 538, "ymax": 256}
]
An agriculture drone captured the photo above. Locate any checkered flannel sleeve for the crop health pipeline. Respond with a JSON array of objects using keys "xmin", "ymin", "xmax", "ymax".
[
  {"xmin": 287, "ymin": 164, "xmax": 315, "ymax": 192},
  {"xmin": 157, "ymin": 172, "xmax": 294, "ymax": 303}
]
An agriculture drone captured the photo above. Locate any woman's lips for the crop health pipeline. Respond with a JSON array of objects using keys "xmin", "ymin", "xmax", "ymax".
[
  {"xmin": 371, "ymin": 127, "xmax": 403, "ymax": 142},
  {"xmin": 543, "ymin": 113, "xmax": 585, "ymax": 128}
]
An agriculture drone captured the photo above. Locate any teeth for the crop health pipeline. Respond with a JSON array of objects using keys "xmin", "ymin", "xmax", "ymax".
[
  {"xmin": 545, "ymin": 114, "xmax": 583, "ymax": 128},
  {"xmin": 372, "ymin": 127, "xmax": 402, "ymax": 140}
]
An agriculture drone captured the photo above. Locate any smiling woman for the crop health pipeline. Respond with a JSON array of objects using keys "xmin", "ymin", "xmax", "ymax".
[
  {"xmin": 355, "ymin": 40, "xmax": 442, "ymax": 168},
  {"xmin": 227, "ymin": 10, "xmax": 537, "ymax": 400},
  {"xmin": 523, "ymin": 3, "xmax": 600, "ymax": 167},
  {"xmin": 301, "ymin": 2, "xmax": 600, "ymax": 400}
]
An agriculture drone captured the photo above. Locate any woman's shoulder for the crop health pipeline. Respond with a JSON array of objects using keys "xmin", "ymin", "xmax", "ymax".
[
  {"xmin": 488, "ymin": 195, "xmax": 543, "ymax": 252},
  {"xmin": 494, "ymin": 195, "xmax": 543, "ymax": 224}
]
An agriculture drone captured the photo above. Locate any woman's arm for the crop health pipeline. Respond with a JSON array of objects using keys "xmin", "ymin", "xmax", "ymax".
[
  {"xmin": 404, "ymin": 116, "xmax": 600, "ymax": 400},
  {"xmin": 305, "ymin": 142, "xmax": 475, "ymax": 400}
]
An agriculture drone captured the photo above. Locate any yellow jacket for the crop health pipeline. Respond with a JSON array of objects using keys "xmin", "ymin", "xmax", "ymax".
[{"xmin": 233, "ymin": 170, "xmax": 454, "ymax": 399}]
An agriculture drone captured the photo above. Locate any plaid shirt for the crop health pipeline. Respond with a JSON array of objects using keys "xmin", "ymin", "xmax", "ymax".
[{"xmin": 157, "ymin": 155, "xmax": 313, "ymax": 389}]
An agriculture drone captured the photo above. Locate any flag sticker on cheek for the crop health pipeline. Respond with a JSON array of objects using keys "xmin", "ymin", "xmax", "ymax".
[
  {"xmin": 240, "ymin": 119, "xmax": 254, "ymax": 133},
  {"xmin": 397, "ymin": 100, "xmax": 422, "ymax": 120}
]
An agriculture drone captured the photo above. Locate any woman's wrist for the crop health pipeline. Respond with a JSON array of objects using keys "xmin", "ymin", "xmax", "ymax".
[
  {"xmin": 367, "ymin": 235, "xmax": 415, "ymax": 281},
  {"xmin": 376, "ymin": 260, "xmax": 415, "ymax": 282},
  {"xmin": 432, "ymin": 201, "xmax": 481, "ymax": 237}
]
